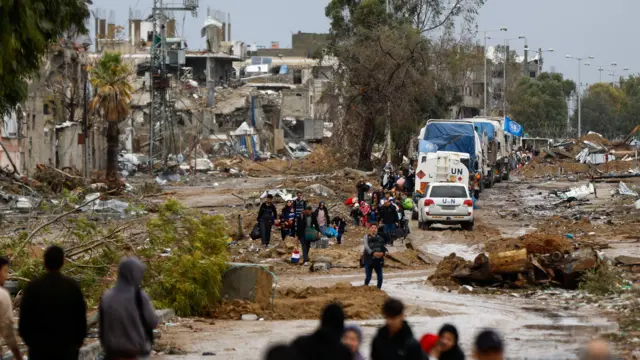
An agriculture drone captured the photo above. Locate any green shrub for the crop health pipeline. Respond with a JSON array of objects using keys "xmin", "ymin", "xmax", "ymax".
[
  {"xmin": 579, "ymin": 263, "xmax": 623, "ymax": 296},
  {"xmin": 145, "ymin": 199, "xmax": 228, "ymax": 316}
]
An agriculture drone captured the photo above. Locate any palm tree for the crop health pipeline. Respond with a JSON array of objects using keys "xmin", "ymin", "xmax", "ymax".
[{"xmin": 89, "ymin": 52, "xmax": 132, "ymax": 179}]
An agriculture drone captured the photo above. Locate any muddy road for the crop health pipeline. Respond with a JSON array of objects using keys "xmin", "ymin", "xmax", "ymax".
[{"xmin": 153, "ymin": 177, "xmax": 634, "ymax": 360}]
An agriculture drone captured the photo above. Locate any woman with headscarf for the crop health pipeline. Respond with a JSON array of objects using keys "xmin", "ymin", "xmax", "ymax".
[
  {"xmin": 313, "ymin": 201, "xmax": 330, "ymax": 235},
  {"xmin": 342, "ymin": 325, "xmax": 364, "ymax": 360},
  {"xmin": 438, "ymin": 324, "xmax": 465, "ymax": 360}
]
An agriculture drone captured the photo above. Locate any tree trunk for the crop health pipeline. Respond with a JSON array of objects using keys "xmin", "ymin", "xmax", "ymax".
[
  {"xmin": 106, "ymin": 120, "xmax": 120, "ymax": 179},
  {"xmin": 357, "ymin": 116, "xmax": 375, "ymax": 170}
]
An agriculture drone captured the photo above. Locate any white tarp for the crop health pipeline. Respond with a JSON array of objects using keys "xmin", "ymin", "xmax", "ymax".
[
  {"xmin": 636, "ymin": 199, "xmax": 640, "ymax": 210},
  {"xmin": 575, "ymin": 148, "xmax": 615, "ymax": 164},
  {"xmin": 618, "ymin": 182, "xmax": 639, "ymax": 197},
  {"xmin": 190, "ymin": 158, "xmax": 214, "ymax": 171}
]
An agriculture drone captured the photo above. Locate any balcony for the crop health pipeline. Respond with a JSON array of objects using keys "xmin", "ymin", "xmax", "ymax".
[{"xmin": 463, "ymin": 95, "xmax": 482, "ymax": 108}]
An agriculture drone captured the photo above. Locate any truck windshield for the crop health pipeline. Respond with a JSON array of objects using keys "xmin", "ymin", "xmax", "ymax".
[{"xmin": 430, "ymin": 185, "xmax": 468, "ymax": 198}]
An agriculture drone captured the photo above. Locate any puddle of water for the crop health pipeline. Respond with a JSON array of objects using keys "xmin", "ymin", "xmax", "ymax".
[{"xmin": 420, "ymin": 243, "xmax": 482, "ymax": 261}]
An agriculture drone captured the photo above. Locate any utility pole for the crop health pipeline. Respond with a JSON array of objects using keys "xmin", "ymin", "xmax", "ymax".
[
  {"xmin": 82, "ymin": 64, "xmax": 89, "ymax": 178},
  {"xmin": 482, "ymin": 27, "xmax": 507, "ymax": 116},
  {"xmin": 523, "ymin": 39, "xmax": 528, "ymax": 77},
  {"xmin": 149, "ymin": 0, "xmax": 198, "ymax": 173},
  {"xmin": 385, "ymin": 0, "xmax": 391, "ymax": 163},
  {"xmin": 503, "ymin": 41, "xmax": 508, "ymax": 117}
]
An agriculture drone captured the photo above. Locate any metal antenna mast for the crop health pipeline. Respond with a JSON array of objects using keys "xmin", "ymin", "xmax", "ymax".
[{"xmin": 149, "ymin": 0, "xmax": 198, "ymax": 173}]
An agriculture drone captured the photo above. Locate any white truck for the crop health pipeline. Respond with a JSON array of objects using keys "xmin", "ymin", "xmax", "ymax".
[
  {"xmin": 412, "ymin": 151, "xmax": 471, "ymax": 219},
  {"xmin": 469, "ymin": 117, "xmax": 510, "ymax": 186}
]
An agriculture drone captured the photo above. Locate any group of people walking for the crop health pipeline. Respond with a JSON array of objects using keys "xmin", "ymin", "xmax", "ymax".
[
  {"xmin": 0, "ymin": 247, "xmax": 157, "ymax": 360},
  {"xmin": 257, "ymin": 191, "xmax": 347, "ymax": 264},
  {"xmin": 263, "ymin": 298, "xmax": 507, "ymax": 360}
]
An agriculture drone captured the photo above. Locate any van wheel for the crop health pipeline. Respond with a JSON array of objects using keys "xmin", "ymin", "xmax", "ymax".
[
  {"xmin": 412, "ymin": 210, "xmax": 419, "ymax": 220},
  {"xmin": 462, "ymin": 221, "xmax": 474, "ymax": 231}
]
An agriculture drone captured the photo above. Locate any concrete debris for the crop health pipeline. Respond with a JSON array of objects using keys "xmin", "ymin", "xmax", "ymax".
[
  {"xmin": 118, "ymin": 153, "xmax": 141, "ymax": 173},
  {"xmin": 636, "ymin": 199, "xmax": 640, "ymax": 210},
  {"xmin": 241, "ymin": 314, "xmax": 259, "ymax": 321},
  {"xmin": 79, "ymin": 193, "xmax": 143, "ymax": 215},
  {"xmin": 190, "ymin": 158, "xmax": 214, "ymax": 172},
  {"xmin": 303, "ymin": 184, "xmax": 335, "ymax": 196},
  {"xmin": 617, "ymin": 182, "xmax": 638, "ymax": 197},
  {"xmin": 11, "ymin": 197, "xmax": 36, "ymax": 213}
]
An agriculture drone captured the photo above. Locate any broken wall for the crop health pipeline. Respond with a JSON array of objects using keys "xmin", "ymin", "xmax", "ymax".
[{"xmin": 281, "ymin": 88, "xmax": 310, "ymax": 119}]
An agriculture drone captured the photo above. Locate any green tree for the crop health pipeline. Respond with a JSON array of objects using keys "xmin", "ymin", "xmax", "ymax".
[
  {"xmin": 578, "ymin": 83, "xmax": 625, "ymax": 137},
  {"xmin": 0, "ymin": 0, "xmax": 89, "ymax": 115},
  {"xmin": 89, "ymin": 53, "xmax": 133, "ymax": 179},
  {"xmin": 510, "ymin": 72, "xmax": 575, "ymax": 138},
  {"xmin": 324, "ymin": 0, "xmax": 485, "ymax": 168}
]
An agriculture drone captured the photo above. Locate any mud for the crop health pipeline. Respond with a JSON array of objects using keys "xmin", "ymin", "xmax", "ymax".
[
  {"xmin": 213, "ymin": 283, "xmax": 387, "ymax": 321},
  {"xmin": 427, "ymin": 253, "xmax": 470, "ymax": 288},
  {"xmin": 485, "ymin": 232, "xmax": 573, "ymax": 254}
]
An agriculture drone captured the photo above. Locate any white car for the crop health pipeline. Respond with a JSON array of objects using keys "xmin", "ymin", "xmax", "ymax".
[{"xmin": 417, "ymin": 182, "xmax": 474, "ymax": 230}]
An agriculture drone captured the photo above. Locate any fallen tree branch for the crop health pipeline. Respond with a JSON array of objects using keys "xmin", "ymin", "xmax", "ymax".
[
  {"xmin": 64, "ymin": 257, "xmax": 111, "ymax": 269},
  {"xmin": 13, "ymin": 190, "xmax": 116, "ymax": 258},
  {"xmin": 0, "ymin": 140, "xmax": 20, "ymax": 176}
]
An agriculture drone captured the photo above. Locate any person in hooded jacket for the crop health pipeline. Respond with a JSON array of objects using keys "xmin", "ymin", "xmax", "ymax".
[
  {"xmin": 437, "ymin": 324, "xmax": 465, "ymax": 360},
  {"xmin": 290, "ymin": 303, "xmax": 352, "ymax": 360},
  {"xmin": 280, "ymin": 200, "xmax": 296, "ymax": 241},
  {"xmin": 342, "ymin": 325, "xmax": 365, "ymax": 360},
  {"xmin": 371, "ymin": 298, "xmax": 426, "ymax": 360},
  {"xmin": 99, "ymin": 257, "xmax": 158, "ymax": 360}
]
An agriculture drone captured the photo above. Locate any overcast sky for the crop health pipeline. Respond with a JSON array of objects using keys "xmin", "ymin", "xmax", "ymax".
[{"xmin": 90, "ymin": 0, "xmax": 636, "ymax": 86}]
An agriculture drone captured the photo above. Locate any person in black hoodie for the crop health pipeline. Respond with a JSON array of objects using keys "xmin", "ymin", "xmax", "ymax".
[
  {"xmin": 438, "ymin": 324, "xmax": 465, "ymax": 360},
  {"xmin": 371, "ymin": 298, "xmax": 426, "ymax": 360},
  {"xmin": 257, "ymin": 194, "xmax": 278, "ymax": 247},
  {"xmin": 290, "ymin": 303, "xmax": 352, "ymax": 360},
  {"xmin": 363, "ymin": 224, "xmax": 388, "ymax": 289},
  {"xmin": 19, "ymin": 246, "xmax": 87, "ymax": 360}
]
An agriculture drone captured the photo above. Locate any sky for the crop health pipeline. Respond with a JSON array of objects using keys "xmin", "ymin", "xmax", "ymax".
[{"xmin": 90, "ymin": 0, "xmax": 637, "ymax": 87}]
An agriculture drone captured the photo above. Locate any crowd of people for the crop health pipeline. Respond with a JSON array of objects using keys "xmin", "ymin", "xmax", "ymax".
[
  {"xmin": 264, "ymin": 299, "xmax": 615, "ymax": 360},
  {"xmin": 0, "ymin": 248, "xmax": 157, "ymax": 360}
]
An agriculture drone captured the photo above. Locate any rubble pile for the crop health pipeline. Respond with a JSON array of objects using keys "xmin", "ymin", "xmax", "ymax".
[
  {"xmin": 212, "ymin": 283, "xmax": 387, "ymax": 320},
  {"xmin": 485, "ymin": 233, "xmax": 573, "ymax": 254},
  {"xmin": 428, "ymin": 253, "xmax": 472, "ymax": 288}
]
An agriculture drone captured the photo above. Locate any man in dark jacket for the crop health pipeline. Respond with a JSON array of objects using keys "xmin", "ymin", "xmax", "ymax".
[
  {"xmin": 293, "ymin": 191, "xmax": 307, "ymax": 216},
  {"xmin": 257, "ymin": 194, "xmax": 278, "ymax": 247},
  {"xmin": 295, "ymin": 206, "xmax": 317, "ymax": 264},
  {"xmin": 371, "ymin": 298, "xmax": 426, "ymax": 360},
  {"xmin": 99, "ymin": 257, "xmax": 158, "ymax": 360},
  {"xmin": 380, "ymin": 199, "xmax": 398, "ymax": 237},
  {"xmin": 19, "ymin": 246, "xmax": 87, "ymax": 360},
  {"xmin": 363, "ymin": 224, "xmax": 388, "ymax": 289},
  {"xmin": 331, "ymin": 216, "xmax": 347, "ymax": 245},
  {"xmin": 356, "ymin": 177, "xmax": 370, "ymax": 203},
  {"xmin": 290, "ymin": 303, "xmax": 352, "ymax": 360}
]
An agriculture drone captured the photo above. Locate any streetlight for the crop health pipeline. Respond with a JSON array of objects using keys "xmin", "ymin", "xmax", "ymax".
[
  {"xmin": 566, "ymin": 54, "xmax": 594, "ymax": 138},
  {"xmin": 585, "ymin": 62, "xmax": 617, "ymax": 82},
  {"xmin": 482, "ymin": 26, "xmax": 507, "ymax": 116},
  {"xmin": 525, "ymin": 47, "xmax": 554, "ymax": 76},
  {"xmin": 610, "ymin": 67, "xmax": 631, "ymax": 84},
  {"xmin": 502, "ymin": 36, "xmax": 526, "ymax": 117}
]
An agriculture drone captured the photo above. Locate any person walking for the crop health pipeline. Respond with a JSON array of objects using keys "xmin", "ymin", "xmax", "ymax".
[
  {"xmin": 257, "ymin": 194, "xmax": 278, "ymax": 247},
  {"xmin": 19, "ymin": 246, "xmax": 87, "ymax": 360},
  {"xmin": 0, "ymin": 257, "xmax": 22, "ymax": 360},
  {"xmin": 371, "ymin": 298, "xmax": 426, "ymax": 360},
  {"xmin": 356, "ymin": 177, "xmax": 370, "ymax": 203},
  {"xmin": 313, "ymin": 201, "xmax": 330, "ymax": 236},
  {"xmin": 280, "ymin": 200, "xmax": 296, "ymax": 241},
  {"xmin": 342, "ymin": 325, "xmax": 365, "ymax": 360},
  {"xmin": 363, "ymin": 224, "xmax": 388, "ymax": 289},
  {"xmin": 351, "ymin": 203, "xmax": 363, "ymax": 227},
  {"xmin": 99, "ymin": 257, "xmax": 158, "ymax": 360},
  {"xmin": 331, "ymin": 215, "xmax": 347, "ymax": 245},
  {"xmin": 295, "ymin": 206, "xmax": 317, "ymax": 265},
  {"xmin": 290, "ymin": 303, "xmax": 352, "ymax": 360},
  {"xmin": 473, "ymin": 329, "xmax": 504, "ymax": 360},
  {"xmin": 293, "ymin": 191, "xmax": 307, "ymax": 216},
  {"xmin": 438, "ymin": 324, "xmax": 465, "ymax": 360},
  {"xmin": 380, "ymin": 199, "xmax": 398, "ymax": 238}
]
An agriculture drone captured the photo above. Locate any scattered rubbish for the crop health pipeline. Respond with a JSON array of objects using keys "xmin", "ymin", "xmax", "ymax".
[
  {"xmin": 617, "ymin": 182, "xmax": 638, "ymax": 197},
  {"xmin": 11, "ymin": 197, "xmax": 35, "ymax": 213},
  {"xmin": 191, "ymin": 158, "xmax": 214, "ymax": 172},
  {"xmin": 241, "ymin": 314, "xmax": 258, "ymax": 321},
  {"xmin": 155, "ymin": 177, "xmax": 168, "ymax": 186},
  {"xmin": 565, "ymin": 234, "xmax": 574, "ymax": 239},
  {"xmin": 202, "ymin": 352, "xmax": 216, "ymax": 356},
  {"xmin": 79, "ymin": 193, "xmax": 142, "ymax": 215}
]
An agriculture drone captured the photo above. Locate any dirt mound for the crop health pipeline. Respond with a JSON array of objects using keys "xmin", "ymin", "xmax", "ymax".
[
  {"xmin": 485, "ymin": 232, "xmax": 573, "ymax": 255},
  {"xmin": 213, "ymin": 283, "xmax": 387, "ymax": 320},
  {"xmin": 580, "ymin": 133, "xmax": 610, "ymax": 147},
  {"xmin": 428, "ymin": 253, "xmax": 471, "ymax": 288},
  {"xmin": 516, "ymin": 160, "xmax": 591, "ymax": 178}
]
